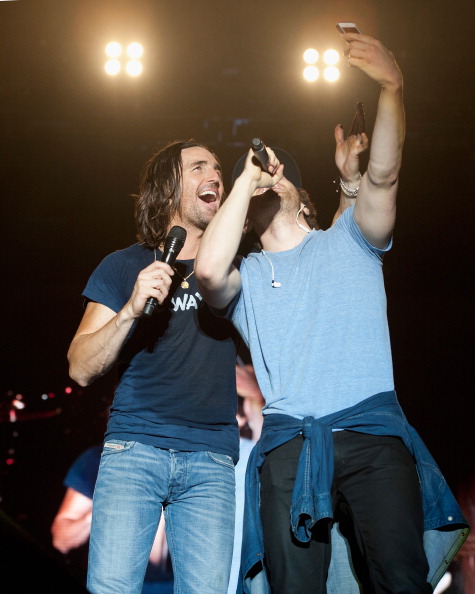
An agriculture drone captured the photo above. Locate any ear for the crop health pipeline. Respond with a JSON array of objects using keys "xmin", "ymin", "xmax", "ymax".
[
  {"xmin": 243, "ymin": 217, "xmax": 253, "ymax": 234},
  {"xmin": 303, "ymin": 206, "xmax": 310, "ymax": 216}
]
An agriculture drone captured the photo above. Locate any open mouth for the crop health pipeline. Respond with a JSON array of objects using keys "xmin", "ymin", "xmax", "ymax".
[{"xmin": 198, "ymin": 189, "xmax": 218, "ymax": 203}]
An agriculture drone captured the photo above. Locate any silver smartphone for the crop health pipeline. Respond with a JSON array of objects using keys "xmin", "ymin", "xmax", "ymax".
[{"xmin": 336, "ymin": 22, "xmax": 361, "ymax": 35}]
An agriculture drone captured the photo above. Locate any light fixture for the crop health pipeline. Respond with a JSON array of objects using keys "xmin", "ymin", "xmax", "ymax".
[
  {"xmin": 302, "ymin": 47, "xmax": 340, "ymax": 83},
  {"xmin": 303, "ymin": 48, "xmax": 319, "ymax": 64},
  {"xmin": 104, "ymin": 41, "xmax": 144, "ymax": 76},
  {"xmin": 105, "ymin": 59, "xmax": 121, "ymax": 76}
]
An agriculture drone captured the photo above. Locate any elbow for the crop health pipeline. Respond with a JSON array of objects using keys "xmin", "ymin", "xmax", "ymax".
[
  {"xmin": 68, "ymin": 360, "xmax": 93, "ymax": 388},
  {"xmin": 69, "ymin": 366, "xmax": 93, "ymax": 388},
  {"xmin": 67, "ymin": 345, "xmax": 93, "ymax": 387},
  {"xmin": 52, "ymin": 538, "xmax": 70, "ymax": 555},
  {"xmin": 70, "ymin": 372, "xmax": 89, "ymax": 388},
  {"xmin": 367, "ymin": 167, "xmax": 400, "ymax": 190},
  {"xmin": 51, "ymin": 528, "xmax": 70, "ymax": 554},
  {"xmin": 194, "ymin": 258, "xmax": 216, "ymax": 290}
]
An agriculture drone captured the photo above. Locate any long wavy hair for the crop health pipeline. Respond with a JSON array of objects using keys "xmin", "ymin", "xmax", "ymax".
[{"xmin": 134, "ymin": 139, "xmax": 215, "ymax": 249}]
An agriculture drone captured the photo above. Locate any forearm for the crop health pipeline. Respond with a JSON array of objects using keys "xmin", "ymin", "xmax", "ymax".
[
  {"xmin": 331, "ymin": 172, "xmax": 360, "ymax": 226},
  {"xmin": 354, "ymin": 83, "xmax": 403, "ymax": 244},
  {"xmin": 196, "ymin": 174, "xmax": 255, "ymax": 307},
  {"xmin": 51, "ymin": 513, "xmax": 92, "ymax": 554},
  {"xmin": 332, "ymin": 122, "xmax": 367, "ymax": 226},
  {"xmin": 67, "ymin": 307, "xmax": 135, "ymax": 386},
  {"xmin": 367, "ymin": 83, "xmax": 405, "ymax": 186},
  {"xmin": 331, "ymin": 194, "xmax": 356, "ymax": 226}
]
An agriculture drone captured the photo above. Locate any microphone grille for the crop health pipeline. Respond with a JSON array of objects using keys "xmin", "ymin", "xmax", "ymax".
[{"xmin": 164, "ymin": 225, "xmax": 187, "ymax": 252}]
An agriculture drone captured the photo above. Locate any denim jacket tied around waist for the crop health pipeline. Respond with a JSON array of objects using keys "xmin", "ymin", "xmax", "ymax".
[{"xmin": 238, "ymin": 391, "xmax": 469, "ymax": 593}]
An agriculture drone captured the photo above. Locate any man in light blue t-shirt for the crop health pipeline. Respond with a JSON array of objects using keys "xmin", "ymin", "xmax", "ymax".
[{"xmin": 196, "ymin": 33, "xmax": 465, "ymax": 593}]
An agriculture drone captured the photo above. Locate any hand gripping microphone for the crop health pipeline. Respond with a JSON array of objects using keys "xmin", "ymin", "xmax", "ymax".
[
  {"xmin": 251, "ymin": 138, "xmax": 270, "ymax": 171},
  {"xmin": 142, "ymin": 225, "xmax": 187, "ymax": 317}
]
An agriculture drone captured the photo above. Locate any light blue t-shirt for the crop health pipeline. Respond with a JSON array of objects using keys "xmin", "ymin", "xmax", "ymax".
[{"xmin": 230, "ymin": 207, "xmax": 394, "ymax": 419}]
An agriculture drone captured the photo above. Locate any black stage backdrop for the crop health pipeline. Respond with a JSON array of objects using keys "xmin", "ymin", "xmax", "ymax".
[{"xmin": 1, "ymin": 1, "xmax": 474, "ymax": 588}]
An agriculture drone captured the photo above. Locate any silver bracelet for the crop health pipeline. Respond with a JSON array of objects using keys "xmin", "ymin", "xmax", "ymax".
[{"xmin": 339, "ymin": 172, "xmax": 361, "ymax": 198}]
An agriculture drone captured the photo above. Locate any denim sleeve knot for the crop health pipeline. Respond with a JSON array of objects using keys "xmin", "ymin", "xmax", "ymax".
[{"xmin": 290, "ymin": 416, "xmax": 335, "ymax": 542}]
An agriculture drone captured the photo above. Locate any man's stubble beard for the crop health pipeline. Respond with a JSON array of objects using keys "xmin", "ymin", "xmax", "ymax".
[{"xmin": 247, "ymin": 189, "xmax": 283, "ymax": 229}]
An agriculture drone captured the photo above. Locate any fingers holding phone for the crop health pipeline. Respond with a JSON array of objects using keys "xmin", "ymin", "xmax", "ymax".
[{"xmin": 336, "ymin": 24, "xmax": 402, "ymax": 88}]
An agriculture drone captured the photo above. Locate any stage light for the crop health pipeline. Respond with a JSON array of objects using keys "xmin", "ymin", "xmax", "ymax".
[
  {"xmin": 303, "ymin": 66, "xmax": 319, "ymax": 82},
  {"xmin": 125, "ymin": 60, "xmax": 143, "ymax": 77},
  {"xmin": 302, "ymin": 47, "xmax": 340, "ymax": 83},
  {"xmin": 303, "ymin": 48, "xmax": 319, "ymax": 64},
  {"xmin": 323, "ymin": 49, "xmax": 339, "ymax": 65},
  {"xmin": 105, "ymin": 42, "xmax": 122, "ymax": 58},
  {"xmin": 105, "ymin": 59, "xmax": 121, "ymax": 76},
  {"xmin": 323, "ymin": 66, "xmax": 340, "ymax": 82},
  {"xmin": 104, "ymin": 41, "xmax": 144, "ymax": 76},
  {"xmin": 127, "ymin": 42, "xmax": 143, "ymax": 59}
]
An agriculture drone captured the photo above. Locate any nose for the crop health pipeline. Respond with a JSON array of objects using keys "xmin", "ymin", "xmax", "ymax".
[{"xmin": 207, "ymin": 168, "xmax": 221, "ymax": 185}]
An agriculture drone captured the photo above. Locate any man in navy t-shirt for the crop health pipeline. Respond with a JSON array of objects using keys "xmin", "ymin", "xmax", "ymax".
[{"xmin": 67, "ymin": 140, "xmax": 240, "ymax": 594}]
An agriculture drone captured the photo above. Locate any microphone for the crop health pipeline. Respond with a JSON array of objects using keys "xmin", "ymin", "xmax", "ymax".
[
  {"xmin": 142, "ymin": 225, "xmax": 187, "ymax": 317},
  {"xmin": 251, "ymin": 138, "xmax": 271, "ymax": 172}
]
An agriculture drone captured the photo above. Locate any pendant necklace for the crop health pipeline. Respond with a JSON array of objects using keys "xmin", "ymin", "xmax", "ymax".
[
  {"xmin": 154, "ymin": 249, "xmax": 194, "ymax": 289},
  {"xmin": 174, "ymin": 268, "xmax": 195, "ymax": 289}
]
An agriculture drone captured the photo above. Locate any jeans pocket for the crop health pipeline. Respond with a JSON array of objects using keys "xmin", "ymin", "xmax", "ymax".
[
  {"xmin": 102, "ymin": 439, "xmax": 136, "ymax": 456},
  {"xmin": 207, "ymin": 451, "xmax": 235, "ymax": 468}
]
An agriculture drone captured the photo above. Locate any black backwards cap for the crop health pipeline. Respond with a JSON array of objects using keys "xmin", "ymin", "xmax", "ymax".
[{"xmin": 231, "ymin": 147, "xmax": 302, "ymax": 189}]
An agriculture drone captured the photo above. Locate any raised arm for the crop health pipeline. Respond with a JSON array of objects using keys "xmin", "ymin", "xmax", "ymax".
[
  {"xmin": 68, "ymin": 260, "xmax": 174, "ymax": 386},
  {"xmin": 342, "ymin": 33, "xmax": 405, "ymax": 248},
  {"xmin": 195, "ymin": 150, "xmax": 283, "ymax": 309}
]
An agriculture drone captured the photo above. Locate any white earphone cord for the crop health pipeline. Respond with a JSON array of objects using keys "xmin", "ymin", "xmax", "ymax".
[
  {"xmin": 296, "ymin": 205, "xmax": 310, "ymax": 233},
  {"xmin": 262, "ymin": 251, "xmax": 281, "ymax": 288}
]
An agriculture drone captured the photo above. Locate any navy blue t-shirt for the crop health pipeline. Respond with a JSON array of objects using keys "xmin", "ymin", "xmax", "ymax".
[{"xmin": 83, "ymin": 243, "xmax": 240, "ymax": 463}]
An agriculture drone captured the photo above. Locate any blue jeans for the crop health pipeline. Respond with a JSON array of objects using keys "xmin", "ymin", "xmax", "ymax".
[{"xmin": 87, "ymin": 440, "xmax": 236, "ymax": 594}]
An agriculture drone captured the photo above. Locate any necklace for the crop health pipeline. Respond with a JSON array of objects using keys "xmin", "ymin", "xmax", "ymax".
[
  {"xmin": 154, "ymin": 249, "xmax": 194, "ymax": 289},
  {"xmin": 174, "ymin": 268, "xmax": 195, "ymax": 289}
]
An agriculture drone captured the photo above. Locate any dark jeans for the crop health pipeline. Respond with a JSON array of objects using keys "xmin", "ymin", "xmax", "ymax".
[{"xmin": 260, "ymin": 430, "xmax": 432, "ymax": 594}]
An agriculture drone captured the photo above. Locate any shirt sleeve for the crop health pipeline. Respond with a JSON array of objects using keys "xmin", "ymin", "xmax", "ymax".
[
  {"xmin": 336, "ymin": 206, "xmax": 392, "ymax": 260},
  {"xmin": 83, "ymin": 251, "xmax": 129, "ymax": 313},
  {"xmin": 63, "ymin": 445, "xmax": 102, "ymax": 499}
]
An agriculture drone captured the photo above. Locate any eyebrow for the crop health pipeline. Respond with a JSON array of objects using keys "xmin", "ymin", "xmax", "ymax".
[
  {"xmin": 188, "ymin": 159, "xmax": 222, "ymax": 175},
  {"xmin": 189, "ymin": 160, "xmax": 207, "ymax": 168}
]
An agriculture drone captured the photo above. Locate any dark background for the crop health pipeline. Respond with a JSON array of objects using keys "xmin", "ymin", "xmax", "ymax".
[{"xmin": 0, "ymin": 0, "xmax": 474, "ymax": 588}]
